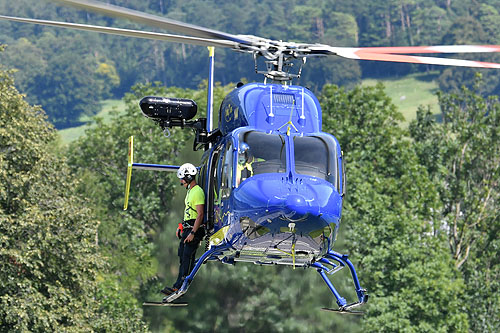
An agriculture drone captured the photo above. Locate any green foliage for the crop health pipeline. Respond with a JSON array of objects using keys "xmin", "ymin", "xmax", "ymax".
[
  {"xmin": 0, "ymin": 32, "xmax": 119, "ymax": 129},
  {"xmin": 2, "ymin": 0, "xmax": 500, "ymax": 127},
  {"xmin": 0, "ymin": 38, "xmax": 47, "ymax": 94},
  {"xmin": 66, "ymin": 82, "xmax": 202, "ymax": 331},
  {"xmin": 437, "ymin": 3, "xmax": 500, "ymax": 96},
  {"xmin": 320, "ymin": 84, "xmax": 468, "ymax": 331},
  {"xmin": 410, "ymin": 75, "xmax": 500, "ymax": 331},
  {"xmin": 0, "ymin": 53, "xmax": 146, "ymax": 332}
]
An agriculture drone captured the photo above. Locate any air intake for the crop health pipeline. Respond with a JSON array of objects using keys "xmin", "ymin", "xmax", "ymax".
[{"xmin": 272, "ymin": 93, "xmax": 295, "ymax": 105}]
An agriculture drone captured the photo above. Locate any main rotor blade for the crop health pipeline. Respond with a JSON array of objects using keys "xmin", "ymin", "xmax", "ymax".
[
  {"xmin": 52, "ymin": 0, "xmax": 253, "ymax": 45},
  {"xmin": 0, "ymin": 15, "xmax": 238, "ymax": 48},
  {"xmin": 348, "ymin": 51, "xmax": 500, "ymax": 69},
  {"xmin": 353, "ymin": 45, "xmax": 500, "ymax": 54},
  {"xmin": 312, "ymin": 46, "xmax": 500, "ymax": 68}
]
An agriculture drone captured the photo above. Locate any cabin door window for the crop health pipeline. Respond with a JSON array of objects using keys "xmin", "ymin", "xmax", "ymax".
[
  {"xmin": 220, "ymin": 141, "xmax": 234, "ymax": 199},
  {"xmin": 207, "ymin": 145, "xmax": 223, "ymax": 227}
]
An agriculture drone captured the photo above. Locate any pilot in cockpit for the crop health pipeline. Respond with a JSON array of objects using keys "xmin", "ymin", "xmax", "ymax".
[{"xmin": 236, "ymin": 142, "xmax": 254, "ymax": 186}]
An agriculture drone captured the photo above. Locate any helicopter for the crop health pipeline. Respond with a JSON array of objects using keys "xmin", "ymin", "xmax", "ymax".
[{"xmin": 2, "ymin": 0, "xmax": 500, "ymax": 314}]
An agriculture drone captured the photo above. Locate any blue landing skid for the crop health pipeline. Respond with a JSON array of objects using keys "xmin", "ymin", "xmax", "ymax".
[
  {"xmin": 162, "ymin": 241, "xmax": 233, "ymax": 303},
  {"xmin": 311, "ymin": 250, "xmax": 368, "ymax": 312},
  {"xmin": 162, "ymin": 241, "xmax": 368, "ymax": 312}
]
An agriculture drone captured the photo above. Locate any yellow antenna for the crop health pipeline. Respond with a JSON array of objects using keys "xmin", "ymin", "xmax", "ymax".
[
  {"xmin": 123, "ymin": 136, "xmax": 134, "ymax": 210},
  {"xmin": 277, "ymin": 98, "xmax": 298, "ymax": 136}
]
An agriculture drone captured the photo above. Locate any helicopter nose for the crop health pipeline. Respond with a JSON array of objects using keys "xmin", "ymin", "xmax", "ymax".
[
  {"xmin": 286, "ymin": 194, "xmax": 319, "ymax": 216},
  {"xmin": 235, "ymin": 175, "xmax": 329, "ymax": 216},
  {"xmin": 234, "ymin": 175, "xmax": 340, "ymax": 218}
]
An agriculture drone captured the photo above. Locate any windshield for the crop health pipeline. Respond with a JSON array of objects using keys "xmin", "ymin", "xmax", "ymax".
[
  {"xmin": 237, "ymin": 131, "xmax": 286, "ymax": 186},
  {"xmin": 293, "ymin": 135, "xmax": 338, "ymax": 188}
]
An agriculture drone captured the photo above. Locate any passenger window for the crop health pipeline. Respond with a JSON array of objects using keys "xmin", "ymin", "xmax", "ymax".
[
  {"xmin": 208, "ymin": 145, "xmax": 223, "ymax": 226},
  {"xmin": 214, "ymin": 148, "xmax": 224, "ymax": 203},
  {"xmin": 198, "ymin": 162, "xmax": 206, "ymax": 191},
  {"xmin": 220, "ymin": 141, "xmax": 233, "ymax": 199}
]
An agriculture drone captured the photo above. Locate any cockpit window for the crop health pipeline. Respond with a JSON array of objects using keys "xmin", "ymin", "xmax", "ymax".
[
  {"xmin": 293, "ymin": 135, "xmax": 338, "ymax": 188},
  {"xmin": 237, "ymin": 131, "xmax": 286, "ymax": 186}
]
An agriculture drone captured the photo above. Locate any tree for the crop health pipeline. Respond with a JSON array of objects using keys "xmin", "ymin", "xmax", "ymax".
[
  {"xmin": 66, "ymin": 82, "xmax": 198, "ymax": 331},
  {"xmin": 412, "ymin": 5, "xmax": 451, "ymax": 45},
  {"xmin": 7, "ymin": 0, "xmax": 500, "ymax": 128},
  {"xmin": 320, "ymin": 83, "xmax": 468, "ymax": 331},
  {"xmin": 32, "ymin": 32, "xmax": 120, "ymax": 129},
  {"xmin": 438, "ymin": 3, "xmax": 500, "ymax": 96},
  {"xmin": 0, "ymin": 47, "xmax": 147, "ymax": 332},
  {"xmin": 410, "ymin": 76, "xmax": 500, "ymax": 331},
  {"xmin": 0, "ymin": 38, "xmax": 48, "ymax": 96},
  {"xmin": 298, "ymin": 11, "xmax": 361, "ymax": 91}
]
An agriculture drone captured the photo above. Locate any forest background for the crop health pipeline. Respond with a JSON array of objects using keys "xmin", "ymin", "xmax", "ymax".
[{"xmin": 1, "ymin": 0, "xmax": 499, "ymax": 332}]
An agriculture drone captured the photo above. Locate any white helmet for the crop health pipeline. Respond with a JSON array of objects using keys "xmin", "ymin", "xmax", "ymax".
[{"xmin": 177, "ymin": 163, "xmax": 197, "ymax": 182}]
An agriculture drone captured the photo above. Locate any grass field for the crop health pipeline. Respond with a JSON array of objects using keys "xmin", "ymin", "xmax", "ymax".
[
  {"xmin": 361, "ymin": 72, "xmax": 440, "ymax": 124},
  {"xmin": 58, "ymin": 99, "xmax": 126, "ymax": 143}
]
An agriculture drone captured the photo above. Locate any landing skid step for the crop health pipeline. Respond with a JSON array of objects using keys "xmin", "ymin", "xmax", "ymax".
[
  {"xmin": 143, "ymin": 301, "xmax": 188, "ymax": 307},
  {"xmin": 321, "ymin": 307, "xmax": 364, "ymax": 315}
]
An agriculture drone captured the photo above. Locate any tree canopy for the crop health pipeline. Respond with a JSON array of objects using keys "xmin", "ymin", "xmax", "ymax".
[
  {"xmin": 0, "ymin": 46, "xmax": 147, "ymax": 332},
  {"xmin": 409, "ymin": 75, "xmax": 500, "ymax": 331},
  {"xmin": 321, "ymin": 84, "xmax": 467, "ymax": 331},
  {"xmin": 1, "ymin": 0, "xmax": 500, "ymax": 127},
  {"xmin": 1, "ymin": 23, "xmax": 500, "ymax": 329}
]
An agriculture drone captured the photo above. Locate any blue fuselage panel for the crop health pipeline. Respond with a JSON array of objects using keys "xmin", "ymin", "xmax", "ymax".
[
  {"xmin": 219, "ymin": 83, "xmax": 322, "ymax": 135},
  {"xmin": 203, "ymin": 83, "xmax": 343, "ymax": 265}
]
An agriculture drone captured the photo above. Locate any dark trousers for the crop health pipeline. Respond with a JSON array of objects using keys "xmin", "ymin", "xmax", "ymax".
[{"xmin": 173, "ymin": 228, "xmax": 204, "ymax": 289}]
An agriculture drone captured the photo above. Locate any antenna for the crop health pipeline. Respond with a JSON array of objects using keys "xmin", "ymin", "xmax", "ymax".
[{"xmin": 207, "ymin": 47, "xmax": 215, "ymax": 134}]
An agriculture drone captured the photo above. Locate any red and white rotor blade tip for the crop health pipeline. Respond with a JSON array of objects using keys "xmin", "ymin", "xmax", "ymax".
[
  {"xmin": 352, "ymin": 52, "xmax": 500, "ymax": 68},
  {"xmin": 354, "ymin": 45, "xmax": 500, "ymax": 54}
]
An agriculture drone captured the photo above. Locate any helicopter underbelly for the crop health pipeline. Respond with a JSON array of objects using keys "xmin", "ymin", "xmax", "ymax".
[
  {"xmin": 228, "ymin": 211, "xmax": 338, "ymax": 267},
  {"xmin": 233, "ymin": 232, "xmax": 324, "ymax": 267}
]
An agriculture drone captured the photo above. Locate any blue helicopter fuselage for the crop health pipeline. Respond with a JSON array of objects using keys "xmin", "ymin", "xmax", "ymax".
[{"xmin": 201, "ymin": 82, "xmax": 344, "ymax": 267}]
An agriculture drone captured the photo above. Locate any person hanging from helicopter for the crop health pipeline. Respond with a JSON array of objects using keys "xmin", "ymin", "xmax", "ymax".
[
  {"xmin": 236, "ymin": 142, "xmax": 254, "ymax": 186},
  {"xmin": 161, "ymin": 163, "xmax": 205, "ymax": 297}
]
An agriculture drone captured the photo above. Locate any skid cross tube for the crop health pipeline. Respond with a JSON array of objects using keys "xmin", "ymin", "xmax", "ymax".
[
  {"xmin": 326, "ymin": 250, "xmax": 367, "ymax": 305},
  {"xmin": 312, "ymin": 262, "xmax": 347, "ymax": 307},
  {"xmin": 312, "ymin": 250, "xmax": 368, "ymax": 310}
]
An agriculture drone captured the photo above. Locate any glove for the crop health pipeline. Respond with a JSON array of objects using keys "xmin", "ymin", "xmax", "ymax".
[{"xmin": 176, "ymin": 223, "xmax": 184, "ymax": 239}]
